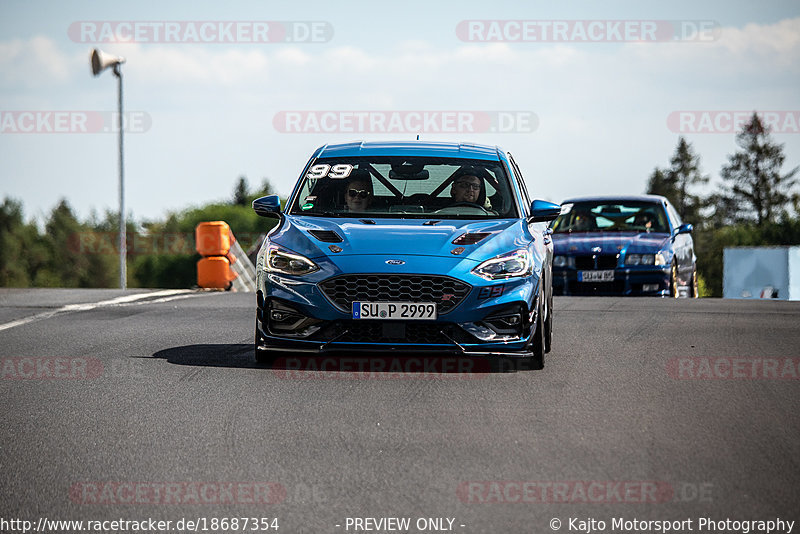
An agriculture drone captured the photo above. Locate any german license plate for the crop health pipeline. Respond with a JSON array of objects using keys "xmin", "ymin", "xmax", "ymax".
[
  {"xmin": 352, "ymin": 302, "xmax": 437, "ymax": 320},
  {"xmin": 578, "ymin": 270, "xmax": 615, "ymax": 282}
]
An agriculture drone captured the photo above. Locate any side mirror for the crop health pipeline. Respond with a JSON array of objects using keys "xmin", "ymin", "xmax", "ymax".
[
  {"xmin": 529, "ymin": 199, "xmax": 561, "ymax": 223},
  {"xmin": 252, "ymin": 195, "xmax": 282, "ymax": 218},
  {"xmin": 675, "ymin": 223, "xmax": 693, "ymax": 235}
]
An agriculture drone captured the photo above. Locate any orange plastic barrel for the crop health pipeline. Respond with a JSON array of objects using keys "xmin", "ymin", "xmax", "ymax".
[
  {"xmin": 195, "ymin": 221, "xmax": 235, "ymax": 256},
  {"xmin": 197, "ymin": 256, "xmax": 238, "ymax": 289}
]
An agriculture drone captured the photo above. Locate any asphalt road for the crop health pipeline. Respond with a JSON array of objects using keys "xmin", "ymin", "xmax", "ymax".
[{"xmin": 1, "ymin": 289, "xmax": 799, "ymax": 534}]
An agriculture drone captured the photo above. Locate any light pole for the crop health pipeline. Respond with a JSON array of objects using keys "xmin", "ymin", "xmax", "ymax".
[{"xmin": 90, "ymin": 48, "xmax": 127, "ymax": 289}]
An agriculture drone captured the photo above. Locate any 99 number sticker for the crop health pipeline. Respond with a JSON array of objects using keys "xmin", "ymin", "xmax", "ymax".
[{"xmin": 306, "ymin": 163, "xmax": 353, "ymax": 179}]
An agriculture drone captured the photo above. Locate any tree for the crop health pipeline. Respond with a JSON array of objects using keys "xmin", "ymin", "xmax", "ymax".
[
  {"xmin": 667, "ymin": 137, "xmax": 709, "ymax": 222},
  {"xmin": 233, "ymin": 176, "xmax": 249, "ymax": 206},
  {"xmin": 646, "ymin": 168, "xmax": 676, "ymax": 200},
  {"xmin": 647, "ymin": 138, "xmax": 708, "ymax": 223},
  {"xmin": 0, "ymin": 198, "xmax": 33, "ymax": 286},
  {"xmin": 719, "ymin": 113, "xmax": 799, "ymax": 226},
  {"xmin": 39, "ymin": 200, "xmax": 92, "ymax": 287},
  {"xmin": 244, "ymin": 178, "xmax": 276, "ymax": 206},
  {"xmin": 253, "ymin": 178, "xmax": 274, "ymax": 198},
  {"xmin": 704, "ymin": 192, "xmax": 743, "ymax": 228}
]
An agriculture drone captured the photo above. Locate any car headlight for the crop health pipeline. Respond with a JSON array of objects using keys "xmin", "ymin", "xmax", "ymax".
[
  {"xmin": 472, "ymin": 250, "xmax": 532, "ymax": 280},
  {"xmin": 626, "ymin": 253, "xmax": 666, "ymax": 266},
  {"xmin": 553, "ymin": 255, "xmax": 576, "ymax": 268},
  {"xmin": 264, "ymin": 245, "xmax": 319, "ymax": 276}
]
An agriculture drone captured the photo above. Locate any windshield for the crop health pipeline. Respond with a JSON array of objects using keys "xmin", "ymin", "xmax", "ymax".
[
  {"xmin": 288, "ymin": 156, "xmax": 518, "ymax": 219},
  {"xmin": 552, "ymin": 201, "xmax": 669, "ymax": 233}
]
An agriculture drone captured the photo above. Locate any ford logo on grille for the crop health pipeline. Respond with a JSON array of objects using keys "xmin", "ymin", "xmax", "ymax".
[{"xmin": 385, "ymin": 259, "xmax": 405, "ymax": 265}]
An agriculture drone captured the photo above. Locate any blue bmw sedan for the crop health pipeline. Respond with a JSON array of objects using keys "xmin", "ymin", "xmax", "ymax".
[
  {"xmin": 550, "ymin": 195, "xmax": 697, "ymax": 297},
  {"xmin": 251, "ymin": 141, "xmax": 561, "ymax": 369}
]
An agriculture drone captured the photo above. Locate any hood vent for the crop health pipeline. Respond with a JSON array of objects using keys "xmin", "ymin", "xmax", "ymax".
[
  {"xmin": 308, "ymin": 230, "xmax": 343, "ymax": 243},
  {"xmin": 452, "ymin": 232, "xmax": 492, "ymax": 245}
]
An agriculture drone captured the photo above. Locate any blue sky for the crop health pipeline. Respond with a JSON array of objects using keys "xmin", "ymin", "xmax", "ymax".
[{"xmin": 1, "ymin": 0, "xmax": 799, "ymax": 223}]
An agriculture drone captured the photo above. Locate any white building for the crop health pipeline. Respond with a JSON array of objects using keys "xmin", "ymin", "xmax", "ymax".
[{"xmin": 723, "ymin": 246, "xmax": 800, "ymax": 300}]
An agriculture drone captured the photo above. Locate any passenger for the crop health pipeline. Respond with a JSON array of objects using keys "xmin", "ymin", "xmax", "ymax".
[
  {"xmin": 343, "ymin": 171, "xmax": 373, "ymax": 213},
  {"xmin": 572, "ymin": 210, "xmax": 596, "ymax": 231}
]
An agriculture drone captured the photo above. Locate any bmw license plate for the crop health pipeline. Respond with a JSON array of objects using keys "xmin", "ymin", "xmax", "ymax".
[
  {"xmin": 353, "ymin": 302, "xmax": 437, "ymax": 320},
  {"xmin": 578, "ymin": 270, "xmax": 615, "ymax": 282}
]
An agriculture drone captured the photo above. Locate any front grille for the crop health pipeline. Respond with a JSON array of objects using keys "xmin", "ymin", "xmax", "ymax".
[
  {"xmin": 343, "ymin": 321, "xmax": 445, "ymax": 343},
  {"xmin": 574, "ymin": 254, "xmax": 619, "ymax": 270},
  {"xmin": 598, "ymin": 254, "xmax": 619, "ymax": 269},
  {"xmin": 575, "ymin": 256, "xmax": 594, "ymax": 270},
  {"xmin": 319, "ymin": 274, "xmax": 471, "ymax": 315}
]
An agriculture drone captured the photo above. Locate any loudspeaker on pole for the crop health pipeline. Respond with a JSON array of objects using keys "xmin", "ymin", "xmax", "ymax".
[{"xmin": 90, "ymin": 48, "xmax": 126, "ymax": 76}]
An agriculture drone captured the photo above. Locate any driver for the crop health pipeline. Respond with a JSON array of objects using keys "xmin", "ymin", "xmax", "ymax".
[
  {"xmin": 633, "ymin": 210, "xmax": 654, "ymax": 230},
  {"xmin": 450, "ymin": 173, "xmax": 483, "ymax": 205}
]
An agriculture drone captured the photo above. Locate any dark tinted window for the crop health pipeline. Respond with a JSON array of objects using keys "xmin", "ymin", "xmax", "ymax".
[{"xmin": 552, "ymin": 201, "xmax": 669, "ymax": 233}]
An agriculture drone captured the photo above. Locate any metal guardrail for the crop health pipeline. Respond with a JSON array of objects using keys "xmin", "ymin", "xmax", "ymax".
[{"xmin": 229, "ymin": 239, "xmax": 256, "ymax": 292}]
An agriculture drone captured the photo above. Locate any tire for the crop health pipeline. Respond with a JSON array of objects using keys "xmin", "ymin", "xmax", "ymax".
[
  {"xmin": 527, "ymin": 288, "xmax": 546, "ymax": 370},
  {"xmin": 544, "ymin": 288, "xmax": 553, "ymax": 354},
  {"xmin": 669, "ymin": 261, "xmax": 680, "ymax": 298}
]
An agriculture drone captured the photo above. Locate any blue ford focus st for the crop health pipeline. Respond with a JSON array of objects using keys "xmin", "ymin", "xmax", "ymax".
[
  {"xmin": 252, "ymin": 141, "xmax": 561, "ymax": 369},
  {"xmin": 550, "ymin": 195, "xmax": 697, "ymax": 297}
]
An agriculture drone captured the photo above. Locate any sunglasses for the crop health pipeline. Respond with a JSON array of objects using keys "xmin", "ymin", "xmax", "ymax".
[
  {"xmin": 455, "ymin": 181, "xmax": 481, "ymax": 191},
  {"xmin": 347, "ymin": 189, "xmax": 371, "ymax": 199}
]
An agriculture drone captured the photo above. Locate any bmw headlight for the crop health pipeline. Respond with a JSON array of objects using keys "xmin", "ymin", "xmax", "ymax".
[
  {"xmin": 626, "ymin": 253, "xmax": 666, "ymax": 266},
  {"xmin": 473, "ymin": 250, "xmax": 532, "ymax": 280},
  {"xmin": 553, "ymin": 255, "xmax": 575, "ymax": 268},
  {"xmin": 264, "ymin": 245, "xmax": 319, "ymax": 276}
]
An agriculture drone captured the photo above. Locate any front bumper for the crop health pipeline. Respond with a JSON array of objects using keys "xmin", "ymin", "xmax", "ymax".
[
  {"xmin": 552, "ymin": 266, "xmax": 671, "ymax": 296},
  {"xmin": 256, "ymin": 329, "xmax": 536, "ymax": 359},
  {"xmin": 256, "ymin": 271, "xmax": 542, "ymax": 358}
]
